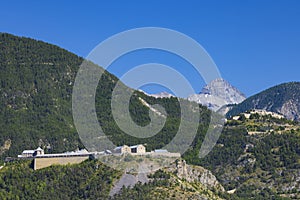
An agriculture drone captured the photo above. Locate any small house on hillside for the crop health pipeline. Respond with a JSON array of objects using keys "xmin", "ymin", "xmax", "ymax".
[
  {"xmin": 34, "ymin": 147, "xmax": 44, "ymax": 156},
  {"xmin": 113, "ymin": 145, "xmax": 131, "ymax": 154},
  {"xmin": 20, "ymin": 150, "xmax": 35, "ymax": 157},
  {"xmin": 130, "ymin": 144, "xmax": 146, "ymax": 154},
  {"xmin": 18, "ymin": 147, "xmax": 44, "ymax": 158}
]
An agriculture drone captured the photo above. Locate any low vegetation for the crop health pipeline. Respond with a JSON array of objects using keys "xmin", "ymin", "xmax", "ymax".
[{"xmin": 184, "ymin": 114, "xmax": 300, "ymax": 199}]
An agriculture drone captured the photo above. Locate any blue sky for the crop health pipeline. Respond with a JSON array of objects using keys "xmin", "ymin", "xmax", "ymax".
[{"xmin": 1, "ymin": 1, "xmax": 300, "ymax": 97}]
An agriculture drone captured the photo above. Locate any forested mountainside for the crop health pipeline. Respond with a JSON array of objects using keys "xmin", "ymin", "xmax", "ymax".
[
  {"xmin": 227, "ymin": 82, "xmax": 300, "ymax": 121},
  {"xmin": 0, "ymin": 160, "xmax": 120, "ymax": 199},
  {"xmin": 0, "ymin": 33, "xmax": 83, "ymax": 157},
  {"xmin": 2, "ymin": 115, "xmax": 299, "ymax": 200},
  {"xmin": 0, "ymin": 159, "xmax": 227, "ymax": 200},
  {"xmin": 0, "ymin": 33, "xmax": 210, "ymax": 159}
]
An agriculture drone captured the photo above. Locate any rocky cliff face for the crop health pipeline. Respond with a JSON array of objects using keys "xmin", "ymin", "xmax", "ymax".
[
  {"xmin": 279, "ymin": 99, "xmax": 300, "ymax": 121},
  {"xmin": 188, "ymin": 79, "xmax": 246, "ymax": 112},
  {"xmin": 167, "ymin": 159, "xmax": 225, "ymax": 192},
  {"xmin": 110, "ymin": 160, "xmax": 225, "ymax": 197}
]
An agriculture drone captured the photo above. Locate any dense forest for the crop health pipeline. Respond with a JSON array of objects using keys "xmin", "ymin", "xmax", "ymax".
[
  {"xmin": 0, "ymin": 33, "xmax": 84, "ymax": 156},
  {"xmin": 0, "ymin": 159, "xmax": 120, "ymax": 199}
]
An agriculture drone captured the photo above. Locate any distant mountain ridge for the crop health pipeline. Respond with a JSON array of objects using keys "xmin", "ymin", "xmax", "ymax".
[
  {"xmin": 188, "ymin": 78, "xmax": 246, "ymax": 111},
  {"xmin": 227, "ymin": 82, "xmax": 300, "ymax": 121},
  {"xmin": 149, "ymin": 91, "xmax": 174, "ymax": 99}
]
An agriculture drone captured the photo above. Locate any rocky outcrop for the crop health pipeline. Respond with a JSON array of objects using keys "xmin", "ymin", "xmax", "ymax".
[
  {"xmin": 167, "ymin": 159, "xmax": 225, "ymax": 192},
  {"xmin": 0, "ymin": 139, "xmax": 11, "ymax": 156},
  {"xmin": 109, "ymin": 172, "xmax": 150, "ymax": 196},
  {"xmin": 110, "ymin": 160, "xmax": 225, "ymax": 196},
  {"xmin": 279, "ymin": 99, "xmax": 300, "ymax": 121}
]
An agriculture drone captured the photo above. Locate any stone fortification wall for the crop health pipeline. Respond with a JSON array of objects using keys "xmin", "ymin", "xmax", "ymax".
[{"xmin": 34, "ymin": 156, "xmax": 89, "ymax": 170}]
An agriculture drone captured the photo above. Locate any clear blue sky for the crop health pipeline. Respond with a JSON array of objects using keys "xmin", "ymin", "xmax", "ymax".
[{"xmin": 1, "ymin": 0, "xmax": 300, "ymax": 97}]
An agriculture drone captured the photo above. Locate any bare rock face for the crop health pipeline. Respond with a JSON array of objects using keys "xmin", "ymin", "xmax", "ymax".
[
  {"xmin": 0, "ymin": 139, "xmax": 11, "ymax": 156},
  {"xmin": 279, "ymin": 99, "xmax": 300, "ymax": 121},
  {"xmin": 167, "ymin": 159, "xmax": 225, "ymax": 192},
  {"xmin": 109, "ymin": 169, "xmax": 149, "ymax": 196},
  {"xmin": 188, "ymin": 79, "xmax": 246, "ymax": 112}
]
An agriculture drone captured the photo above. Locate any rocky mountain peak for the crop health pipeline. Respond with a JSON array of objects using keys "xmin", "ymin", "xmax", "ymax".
[
  {"xmin": 188, "ymin": 78, "xmax": 246, "ymax": 111},
  {"xmin": 201, "ymin": 78, "xmax": 246, "ymax": 102}
]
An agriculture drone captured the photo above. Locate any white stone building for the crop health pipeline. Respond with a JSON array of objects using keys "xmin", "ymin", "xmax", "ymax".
[
  {"xmin": 113, "ymin": 145, "xmax": 131, "ymax": 154},
  {"xmin": 18, "ymin": 147, "xmax": 44, "ymax": 158}
]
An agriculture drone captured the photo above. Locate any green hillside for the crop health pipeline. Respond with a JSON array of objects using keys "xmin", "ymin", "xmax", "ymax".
[
  {"xmin": 0, "ymin": 159, "xmax": 228, "ymax": 200},
  {"xmin": 0, "ymin": 33, "xmax": 83, "ymax": 157},
  {"xmin": 0, "ymin": 33, "xmax": 210, "ymax": 159},
  {"xmin": 184, "ymin": 113, "xmax": 300, "ymax": 199},
  {"xmin": 0, "ymin": 159, "xmax": 121, "ymax": 199}
]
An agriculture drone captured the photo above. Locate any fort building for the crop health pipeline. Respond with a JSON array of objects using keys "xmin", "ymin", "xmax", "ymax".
[
  {"xmin": 18, "ymin": 147, "xmax": 44, "ymax": 158},
  {"xmin": 130, "ymin": 144, "xmax": 146, "ymax": 154},
  {"xmin": 17, "ymin": 144, "xmax": 180, "ymax": 170},
  {"xmin": 18, "ymin": 148, "xmax": 93, "ymax": 170},
  {"xmin": 113, "ymin": 145, "xmax": 131, "ymax": 154}
]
